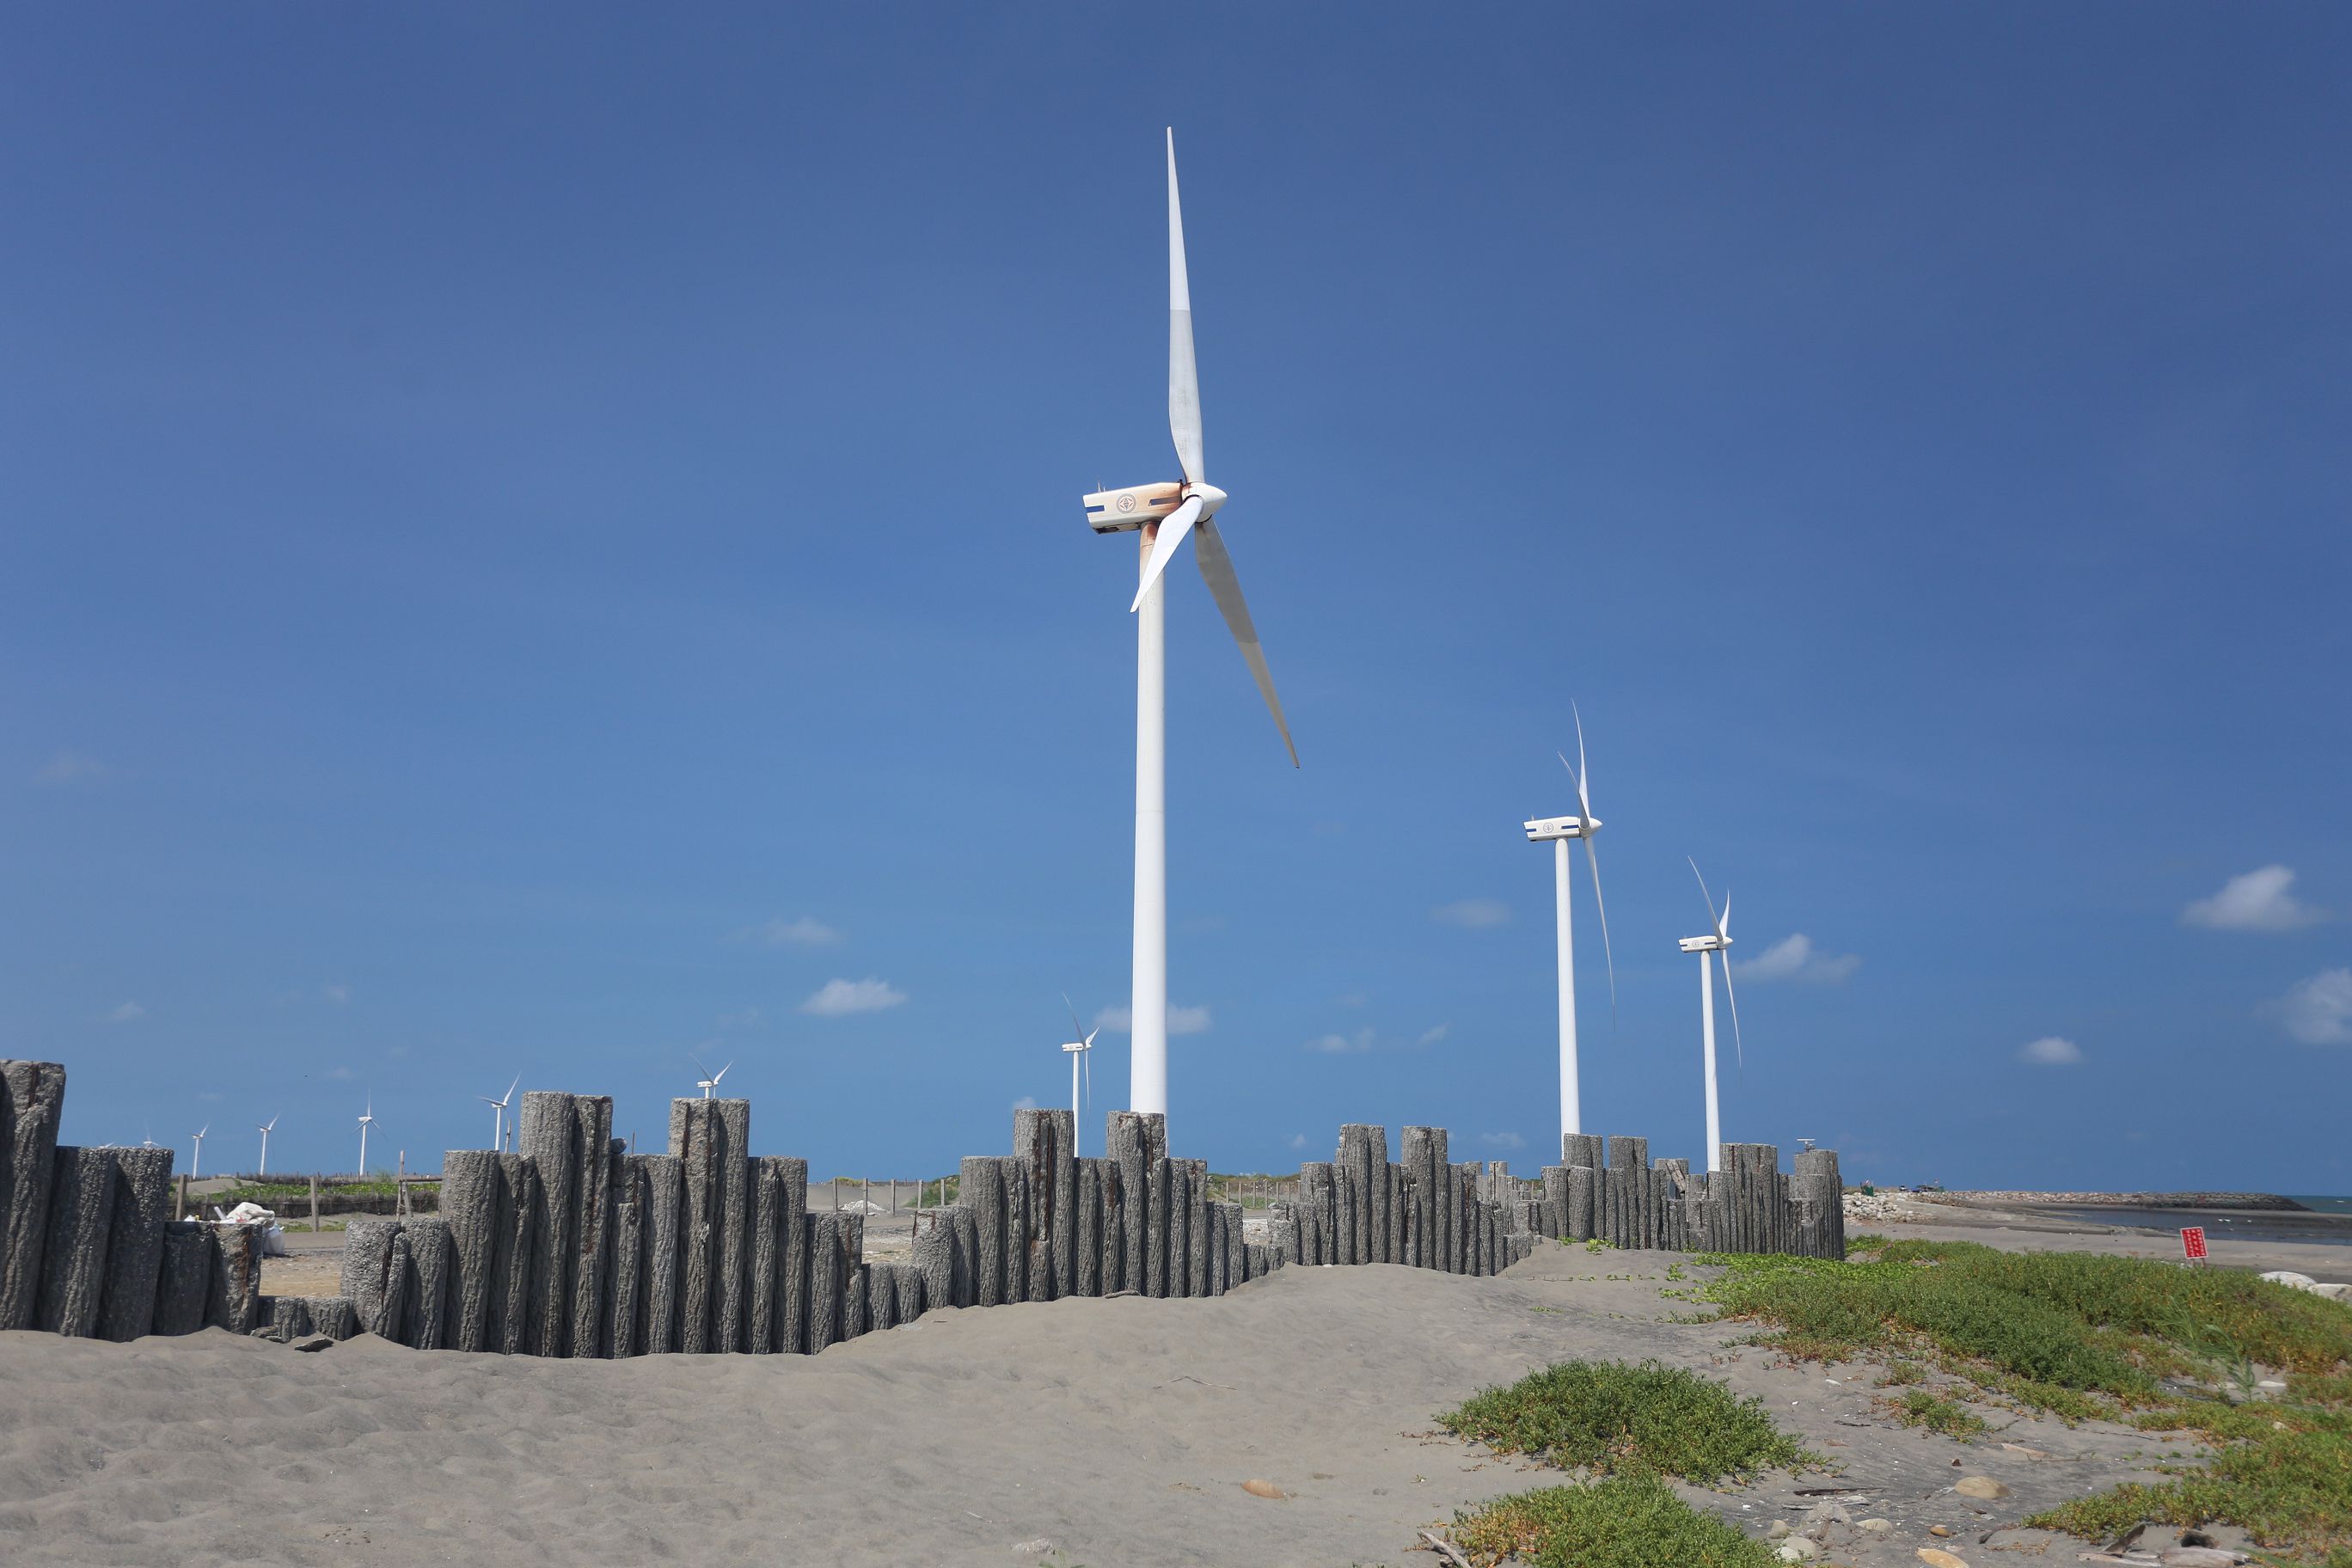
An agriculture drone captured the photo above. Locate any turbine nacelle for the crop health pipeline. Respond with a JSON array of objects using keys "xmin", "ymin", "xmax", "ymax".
[
  {"xmin": 1082, "ymin": 481, "xmax": 1227, "ymax": 535},
  {"xmin": 1523, "ymin": 812, "xmax": 1602, "ymax": 842},
  {"xmin": 1678, "ymin": 934, "xmax": 1733, "ymax": 953}
]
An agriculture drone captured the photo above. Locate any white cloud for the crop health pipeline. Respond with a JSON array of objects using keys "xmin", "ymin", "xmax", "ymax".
[
  {"xmin": 1305, "ymin": 1029, "xmax": 1375, "ymax": 1053},
  {"xmin": 1288, "ymin": 1132, "xmax": 1309, "ymax": 1151},
  {"xmin": 2018, "ymin": 1036, "xmax": 2083, "ymax": 1067},
  {"xmin": 799, "ymin": 977, "xmax": 906, "ymax": 1016},
  {"xmin": 34, "ymin": 750, "xmax": 107, "ymax": 787},
  {"xmin": 1431, "ymin": 898, "xmax": 1511, "ymax": 929},
  {"xmin": 1336, "ymin": 992, "xmax": 1369, "ymax": 1009},
  {"xmin": 1734, "ymin": 934, "xmax": 1860, "ymax": 983},
  {"xmin": 716, "ymin": 1008, "xmax": 763, "ymax": 1030},
  {"xmin": 1480, "ymin": 1131, "xmax": 1526, "ymax": 1150},
  {"xmin": 328, "ymin": 1064, "xmax": 356, "ymax": 1081},
  {"xmin": 1011, "ymin": 1095, "xmax": 1038, "ymax": 1112},
  {"xmin": 2182, "ymin": 866, "xmax": 2328, "ymax": 932},
  {"xmin": 748, "ymin": 916, "xmax": 842, "ymax": 947},
  {"xmin": 2276, "ymin": 968, "xmax": 2352, "ymax": 1045},
  {"xmin": 1416, "ymin": 1023, "xmax": 1451, "ymax": 1048},
  {"xmin": 322, "ymin": 983, "xmax": 350, "ymax": 1005},
  {"xmin": 1091, "ymin": 1004, "xmax": 1211, "ymax": 1036},
  {"xmin": 104, "ymin": 1001, "xmax": 145, "ymax": 1025}
]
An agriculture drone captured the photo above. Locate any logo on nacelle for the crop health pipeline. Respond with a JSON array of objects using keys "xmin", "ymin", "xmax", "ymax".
[{"xmin": 1116, "ymin": 493, "xmax": 1138, "ymax": 513}]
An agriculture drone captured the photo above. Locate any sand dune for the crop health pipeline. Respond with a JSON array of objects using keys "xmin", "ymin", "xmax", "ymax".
[{"xmin": 0, "ymin": 1246, "xmax": 2187, "ymax": 1567}]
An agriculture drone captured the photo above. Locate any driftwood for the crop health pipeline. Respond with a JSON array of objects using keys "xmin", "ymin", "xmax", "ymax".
[{"xmin": 1418, "ymin": 1529, "xmax": 1474, "ymax": 1568}]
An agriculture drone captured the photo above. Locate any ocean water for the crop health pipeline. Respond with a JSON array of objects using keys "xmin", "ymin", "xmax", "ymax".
[{"xmin": 2055, "ymin": 1198, "xmax": 2352, "ymax": 1247}]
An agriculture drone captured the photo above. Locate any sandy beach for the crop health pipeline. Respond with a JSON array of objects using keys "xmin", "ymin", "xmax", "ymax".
[{"xmin": 3, "ymin": 1217, "xmax": 2295, "ymax": 1568}]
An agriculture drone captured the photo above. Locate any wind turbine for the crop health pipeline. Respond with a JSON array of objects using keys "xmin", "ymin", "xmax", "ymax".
[
  {"xmin": 1677, "ymin": 858, "xmax": 1745, "ymax": 1174},
  {"xmin": 256, "ymin": 1114, "xmax": 279, "ymax": 1177},
  {"xmin": 689, "ymin": 1053, "xmax": 732, "ymax": 1100},
  {"xmin": 356, "ymin": 1097, "xmax": 375, "ymax": 1175},
  {"xmin": 1061, "ymin": 995, "xmax": 1099, "ymax": 1158},
  {"xmin": 1080, "ymin": 128, "xmax": 1297, "ymax": 1122},
  {"xmin": 1521, "ymin": 707, "xmax": 1616, "ymax": 1143},
  {"xmin": 477, "ymin": 1075, "xmax": 519, "ymax": 1153},
  {"xmin": 190, "ymin": 1124, "xmax": 208, "ymax": 1181}
]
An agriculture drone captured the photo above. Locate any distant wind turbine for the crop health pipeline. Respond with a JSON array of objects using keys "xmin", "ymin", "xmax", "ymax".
[
  {"xmin": 1677, "ymin": 858, "xmax": 1745, "ymax": 1174},
  {"xmin": 690, "ymin": 1053, "xmax": 732, "ymax": 1100},
  {"xmin": 1522, "ymin": 706, "xmax": 1616, "ymax": 1143},
  {"xmin": 356, "ymin": 1096, "xmax": 375, "ymax": 1175},
  {"xmin": 256, "ymin": 1114, "xmax": 279, "ymax": 1177},
  {"xmin": 190, "ymin": 1124, "xmax": 208, "ymax": 1181},
  {"xmin": 1060, "ymin": 995, "xmax": 1099, "ymax": 1159},
  {"xmin": 1080, "ymin": 128, "xmax": 1299, "ymax": 1126},
  {"xmin": 477, "ymin": 1074, "xmax": 520, "ymax": 1153}
]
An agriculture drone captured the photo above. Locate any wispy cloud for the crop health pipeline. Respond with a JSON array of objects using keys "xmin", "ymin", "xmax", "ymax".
[
  {"xmin": 34, "ymin": 750, "xmax": 107, "ymax": 787},
  {"xmin": 2018, "ymin": 1036, "xmax": 2083, "ymax": 1067},
  {"xmin": 328, "ymin": 1064, "xmax": 356, "ymax": 1081},
  {"xmin": 1734, "ymin": 934, "xmax": 1860, "ymax": 984},
  {"xmin": 104, "ymin": 1001, "xmax": 145, "ymax": 1025},
  {"xmin": 1011, "ymin": 1095, "xmax": 1038, "ymax": 1112},
  {"xmin": 2275, "ymin": 968, "xmax": 2352, "ymax": 1045},
  {"xmin": 1416, "ymin": 1024, "xmax": 1451, "ymax": 1048},
  {"xmin": 322, "ymin": 983, "xmax": 350, "ymax": 1005},
  {"xmin": 800, "ymin": 977, "xmax": 906, "ymax": 1016},
  {"xmin": 1480, "ymin": 1131, "xmax": 1526, "ymax": 1150},
  {"xmin": 1092, "ymin": 1004, "xmax": 1211, "ymax": 1036},
  {"xmin": 2182, "ymin": 866, "xmax": 2328, "ymax": 932},
  {"xmin": 1430, "ymin": 897, "xmax": 1510, "ymax": 929},
  {"xmin": 745, "ymin": 916, "xmax": 842, "ymax": 948},
  {"xmin": 716, "ymin": 1008, "xmax": 763, "ymax": 1030},
  {"xmin": 1305, "ymin": 1028, "xmax": 1375, "ymax": 1053},
  {"xmin": 1288, "ymin": 1132, "xmax": 1309, "ymax": 1151}
]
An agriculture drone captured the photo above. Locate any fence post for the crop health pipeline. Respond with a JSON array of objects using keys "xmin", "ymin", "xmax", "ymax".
[
  {"xmin": 176, "ymin": 1171, "xmax": 190, "ymax": 1223},
  {"xmin": 832, "ymin": 1176, "xmax": 840, "ymax": 1211},
  {"xmin": 309, "ymin": 1173, "xmax": 321, "ymax": 1232}
]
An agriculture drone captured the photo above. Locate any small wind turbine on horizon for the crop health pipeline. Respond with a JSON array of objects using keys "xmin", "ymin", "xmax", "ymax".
[
  {"xmin": 690, "ymin": 1053, "xmax": 732, "ymax": 1100},
  {"xmin": 477, "ymin": 1075, "xmax": 520, "ymax": 1153},
  {"xmin": 356, "ymin": 1096, "xmax": 375, "ymax": 1175},
  {"xmin": 1081, "ymin": 128, "xmax": 1299, "ymax": 1127},
  {"xmin": 1678, "ymin": 858, "xmax": 1745, "ymax": 1174},
  {"xmin": 256, "ymin": 1114, "xmax": 279, "ymax": 1177},
  {"xmin": 1522, "ymin": 707, "xmax": 1616, "ymax": 1145},
  {"xmin": 190, "ymin": 1124, "xmax": 208, "ymax": 1181},
  {"xmin": 1061, "ymin": 995, "xmax": 1099, "ymax": 1159}
]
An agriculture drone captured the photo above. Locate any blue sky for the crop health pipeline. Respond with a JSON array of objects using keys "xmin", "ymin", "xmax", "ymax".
[{"xmin": 5, "ymin": 5, "xmax": 2348, "ymax": 1192}]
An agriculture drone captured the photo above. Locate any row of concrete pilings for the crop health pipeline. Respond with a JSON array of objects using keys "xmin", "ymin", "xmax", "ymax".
[{"xmin": 3, "ymin": 1059, "xmax": 1841, "ymax": 1355}]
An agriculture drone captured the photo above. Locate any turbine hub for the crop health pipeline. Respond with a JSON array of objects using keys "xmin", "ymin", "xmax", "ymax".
[{"xmin": 1187, "ymin": 482, "xmax": 1228, "ymax": 517}]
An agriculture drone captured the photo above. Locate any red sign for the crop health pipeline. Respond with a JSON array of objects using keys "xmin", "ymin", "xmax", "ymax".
[{"xmin": 2180, "ymin": 1227, "xmax": 2208, "ymax": 1261}]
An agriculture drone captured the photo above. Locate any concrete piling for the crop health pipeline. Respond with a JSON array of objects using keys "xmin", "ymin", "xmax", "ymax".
[
  {"xmin": 343, "ymin": 1219, "xmax": 405, "ymax": 1338},
  {"xmin": 712, "ymin": 1099, "xmax": 751, "ymax": 1352},
  {"xmin": 640, "ymin": 1155, "xmax": 683, "ymax": 1354},
  {"xmin": 491, "ymin": 1154, "xmax": 538, "ymax": 1355},
  {"xmin": 206, "ymin": 1222, "xmax": 264, "ymax": 1334},
  {"xmin": 769, "ymin": 1155, "xmax": 809, "ymax": 1353},
  {"xmin": 441, "ymin": 1150, "xmax": 501, "ymax": 1352},
  {"xmin": 1073, "ymin": 1158, "xmax": 1101, "ymax": 1297},
  {"xmin": 567, "ymin": 1096, "xmax": 616, "ymax": 1358},
  {"xmin": 960, "ymin": 1155, "xmax": 1005, "ymax": 1308},
  {"xmin": 1107, "ymin": 1112, "xmax": 1148, "ymax": 1295},
  {"xmin": 407, "ymin": 1217, "xmax": 452, "ymax": 1349},
  {"xmin": 153, "ymin": 1221, "xmax": 211, "ymax": 1336},
  {"xmin": 610, "ymin": 1155, "xmax": 646, "ymax": 1358},
  {"xmin": 520, "ymin": 1091, "xmax": 580, "ymax": 1356},
  {"xmin": 1, "ymin": 1061, "xmax": 66, "ymax": 1330},
  {"xmin": 749, "ymin": 1158, "xmax": 782, "ymax": 1354},
  {"xmin": 97, "ymin": 1146, "xmax": 174, "ymax": 1341},
  {"xmin": 1147, "ymin": 1156, "xmax": 1173, "ymax": 1297},
  {"xmin": 37, "ymin": 1147, "xmax": 115, "ymax": 1337}
]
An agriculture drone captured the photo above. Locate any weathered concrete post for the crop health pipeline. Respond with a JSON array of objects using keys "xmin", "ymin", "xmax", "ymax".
[
  {"xmin": 37, "ymin": 1146, "xmax": 114, "ymax": 1337},
  {"xmin": 959, "ymin": 1155, "xmax": 1005, "ymax": 1308},
  {"xmin": 713, "ymin": 1099, "xmax": 751, "ymax": 1351},
  {"xmin": 98, "ymin": 1146, "xmax": 174, "ymax": 1341},
  {"xmin": 749, "ymin": 1156, "xmax": 783, "ymax": 1353},
  {"xmin": 1147, "ymin": 1156, "xmax": 1174, "ymax": 1296},
  {"xmin": 843, "ymin": 1260, "xmax": 868, "ymax": 1341},
  {"xmin": 1363, "ymin": 1127, "xmax": 1392, "ymax": 1264},
  {"xmin": 670, "ymin": 1098, "xmax": 720, "ymax": 1352},
  {"xmin": 442, "ymin": 1150, "xmax": 500, "ymax": 1352},
  {"xmin": 153, "ymin": 1221, "xmax": 211, "ymax": 1335},
  {"xmin": 520, "ymin": 1092, "xmax": 580, "ymax": 1356},
  {"xmin": 1014, "ymin": 1107, "xmax": 1067, "ymax": 1302},
  {"xmin": 1, "ymin": 1061, "xmax": 65, "ymax": 1330},
  {"xmin": 640, "ymin": 1154, "xmax": 682, "ymax": 1352},
  {"xmin": 610, "ymin": 1154, "xmax": 646, "ymax": 1358},
  {"xmin": 567, "ymin": 1097, "xmax": 616, "ymax": 1358},
  {"xmin": 1400, "ymin": 1128, "xmax": 1438, "ymax": 1271},
  {"xmin": 343, "ymin": 1218, "xmax": 405, "ymax": 1340},
  {"xmin": 1003, "ymin": 1153, "xmax": 1032, "ymax": 1304},
  {"xmin": 1108, "ymin": 1112, "xmax": 1148, "ymax": 1293},
  {"xmin": 406, "ymin": 1216, "xmax": 453, "ymax": 1350},
  {"xmin": 1332, "ymin": 1130, "xmax": 1359, "ymax": 1265},
  {"xmin": 205, "ymin": 1222, "xmax": 264, "ymax": 1333},
  {"xmin": 771, "ymin": 1155, "xmax": 809, "ymax": 1353},
  {"xmin": 1795, "ymin": 1147, "xmax": 1843, "ymax": 1260},
  {"xmin": 491, "ymin": 1153, "xmax": 538, "ymax": 1355},
  {"xmin": 805, "ymin": 1210, "xmax": 842, "ymax": 1351},
  {"xmin": 1073, "ymin": 1158, "xmax": 1101, "ymax": 1297},
  {"xmin": 1185, "ymin": 1158, "xmax": 1210, "ymax": 1297}
]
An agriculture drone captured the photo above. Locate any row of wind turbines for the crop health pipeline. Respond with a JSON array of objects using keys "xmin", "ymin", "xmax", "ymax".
[{"xmin": 1077, "ymin": 132, "xmax": 1763, "ymax": 1173}]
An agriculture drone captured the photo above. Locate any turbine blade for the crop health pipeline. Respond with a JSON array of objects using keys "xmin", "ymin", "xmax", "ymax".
[
  {"xmin": 1688, "ymin": 857, "xmax": 1726, "ymax": 940},
  {"xmin": 714, "ymin": 1061, "xmax": 732, "ymax": 1085},
  {"xmin": 1130, "ymin": 495, "xmax": 1204, "ymax": 612},
  {"xmin": 1191, "ymin": 518, "xmax": 1299, "ymax": 766},
  {"xmin": 1084, "ymin": 1027, "xmax": 1099, "ymax": 1048},
  {"xmin": 1720, "ymin": 948, "xmax": 1746, "ymax": 1071},
  {"xmin": 1167, "ymin": 128, "xmax": 1203, "ymax": 486},
  {"xmin": 1583, "ymin": 832, "xmax": 1618, "ymax": 1014},
  {"xmin": 504, "ymin": 1074, "xmax": 520, "ymax": 1103},
  {"xmin": 1719, "ymin": 891, "xmax": 1731, "ymax": 940},
  {"xmin": 1571, "ymin": 701, "xmax": 1594, "ymax": 819},
  {"xmin": 1063, "ymin": 990, "xmax": 1087, "ymax": 1044}
]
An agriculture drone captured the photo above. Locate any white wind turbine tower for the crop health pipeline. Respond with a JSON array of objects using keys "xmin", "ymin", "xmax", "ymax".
[
  {"xmin": 477, "ymin": 1074, "xmax": 520, "ymax": 1153},
  {"xmin": 1521, "ymin": 707, "xmax": 1616, "ymax": 1142},
  {"xmin": 356, "ymin": 1097, "xmax": 375, "ymax": 1175},
  {"xmin": 1061, "ymin": 995, "xmax": 1099, "ymax": 1158},
  {"xmin": 1081, "ymin": 129, "xmax": 1297, "ymax": 1122},
  {"xmin": 690, "ymin": 1053, "xmax": 732, "ymax": 1100},
  {"xmin": 256, "ymin": 1114, "xmax": 279, "ymax": 1177},
  {"xmin": 190, "ymin": 1124, "xmax": 208, "ymax": 1181},
  {"xmin": 1678, "ymin": 858, "xmax": 1745, "ymax": 1174}
]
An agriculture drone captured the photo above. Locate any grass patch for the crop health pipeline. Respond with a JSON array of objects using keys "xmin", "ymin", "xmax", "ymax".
[
  {"xmin": 1449, "ymin": 1473, "xmax": 1778, "ymax": 1568},
  {"xmin": 1697, "ymin": 1237, "xmax": 2352, "ymax": 1559},
  {"xmin": 1891, "ymin": 1388, "xmax": 1987, "ymax": 1439},
  {"xmin": 1440, "ymin": 1359, "xmax": 1814, "ymax": 1485}
]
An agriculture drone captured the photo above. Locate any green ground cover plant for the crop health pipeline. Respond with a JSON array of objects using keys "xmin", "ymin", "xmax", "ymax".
[
  {"xmin": 1448, "ymin": 1472, "xmax": 1779, "ymax": 1568},
  {"xmin": 1697, "ymin": 1236, "xmax": 2352, "ymax": 1560}
]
